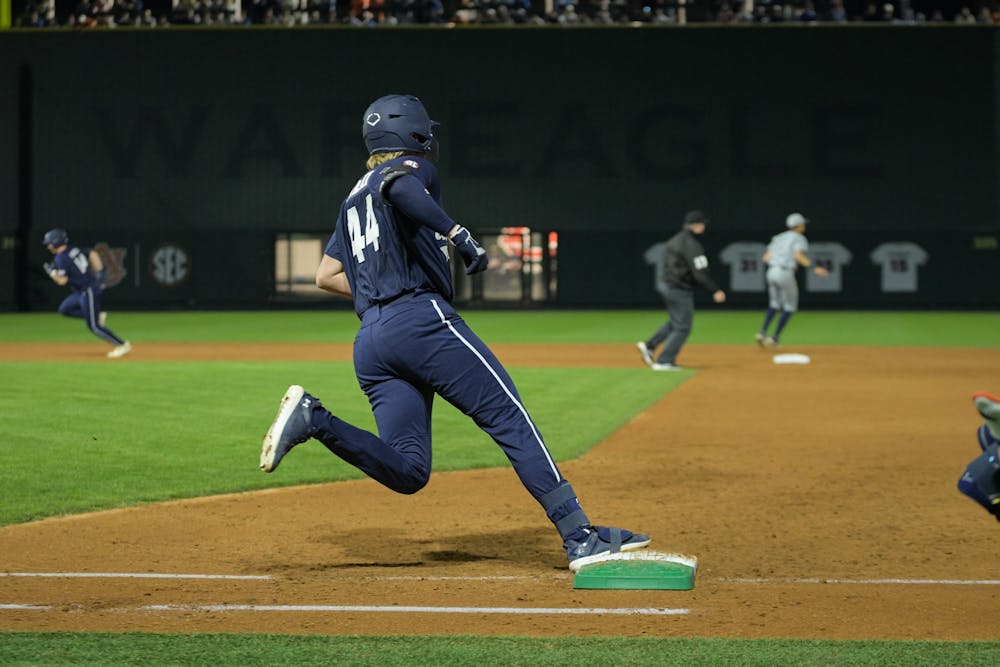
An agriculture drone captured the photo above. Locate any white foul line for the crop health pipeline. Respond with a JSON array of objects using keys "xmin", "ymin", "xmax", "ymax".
[
  {"xmin": 0, "ymin": 603, "xmax": 687, "ymax": 616},
  {"xmin": 0, "ymin": 572, "xmax": 271, "ymax": 580},
  {"xmin": 0, "ymin": 604, "xmax": 51, "ymax": 610},
  {"xmin": 142, "ymin": 604, "xmax": 688, "ymax": 615}
]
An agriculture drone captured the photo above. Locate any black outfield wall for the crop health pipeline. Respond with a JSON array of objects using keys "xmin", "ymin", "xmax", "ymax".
[{"xmin": 1, "ymin": 26, "xmax": 998, "ymax": 309}]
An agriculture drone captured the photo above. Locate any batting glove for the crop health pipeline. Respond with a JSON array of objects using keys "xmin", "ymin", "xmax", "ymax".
[
  {"xmin": 43, "ymin": 261, "xmax": 55, "ymax": 276},
  {"xmin": 451, "ymin": 225, "xmax": 488, "ymax": 275}
]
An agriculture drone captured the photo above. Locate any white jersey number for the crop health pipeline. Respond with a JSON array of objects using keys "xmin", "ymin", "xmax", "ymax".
[
  {"xmin": 69, "ymin": 248, "xmax": 89, "ymax": 273},
  {"xmin": 346, "ymin": 194, "xmax": 381, "ymax": 264}
]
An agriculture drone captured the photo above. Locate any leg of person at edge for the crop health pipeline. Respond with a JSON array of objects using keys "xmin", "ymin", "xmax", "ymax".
[
  {"xmin": 756, "ymin": 212, "xmax": 828, "ymax": 350},
  {"xmin": 42, "ymin": 228, "xmax": 132, "ymax": 359},
  {"xmin": 958, "ymin": 391, "xmax": 1000, "ymax": 522},
  {"xmin": 259, "ymin": 94, "xmax": 649, "ymax": 571},
  {"xmin": 637, "ymin": 209, "xmax": 726, "ymax": 371}
]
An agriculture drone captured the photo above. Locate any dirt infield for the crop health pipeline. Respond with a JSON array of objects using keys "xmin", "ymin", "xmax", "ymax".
[{"xmin": 2, "ymin": 342, "xmax": 999, "ymax": 640}]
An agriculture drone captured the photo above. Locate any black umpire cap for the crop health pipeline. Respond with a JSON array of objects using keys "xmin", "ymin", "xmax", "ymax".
[{"xmin": 683, "ymin": 210, "xmax": 709, "ymax": 226}]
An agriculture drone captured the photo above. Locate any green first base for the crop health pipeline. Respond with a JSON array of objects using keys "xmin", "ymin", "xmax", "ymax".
[{"xmin": 572, "ymin": 553, "xmax": 697, "ymax": 590}]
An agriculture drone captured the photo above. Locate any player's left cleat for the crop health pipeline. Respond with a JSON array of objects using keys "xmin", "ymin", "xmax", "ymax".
[
  {"xmin": 973, "ymin": 392, "xmax": 1000, "ymax": 440},
  {"xmin": 260, "ymin": 385, "xmax": 318, "ymax": 473},
  {"xmin": 565, "ymin": 526, "xmax": 651, "ymax": 572},
  {"xmin": 636, "ymin": 341, "xmax": 654, "ymax": 367},
  {"xmin": 107, "ymin": 341, "xmax": 131, "ymax": 359},
  {"xmin": 763, "ymin": 336, "xmax": 778, "ymax": 350}
]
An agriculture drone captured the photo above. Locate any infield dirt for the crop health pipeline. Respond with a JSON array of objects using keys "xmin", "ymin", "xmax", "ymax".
[{"xmin": 1, "ymin": 342, "xmax": 998, "ymax": 639}]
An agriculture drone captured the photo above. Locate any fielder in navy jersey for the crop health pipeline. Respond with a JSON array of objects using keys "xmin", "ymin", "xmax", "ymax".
[
  {"xmin": 260, "ymin": 94, "xmax": 650, "ymax": 571},
  {"xmin": 42, "ymin": 228, "xmax": 132, "ymax": 359}
]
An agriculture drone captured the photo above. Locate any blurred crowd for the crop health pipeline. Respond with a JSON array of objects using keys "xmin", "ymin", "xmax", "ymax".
[{"xmin": 12, "ymin": 0, "xmax": 1000, "ymax": 27}]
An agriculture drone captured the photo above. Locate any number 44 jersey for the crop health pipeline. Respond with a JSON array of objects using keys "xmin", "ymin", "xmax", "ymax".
[{"xmin": 326, "ymin": 155, "xmax": 455, "ymax": 317}]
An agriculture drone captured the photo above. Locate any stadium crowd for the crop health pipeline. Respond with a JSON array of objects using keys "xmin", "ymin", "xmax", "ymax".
[{"xmin": 11, "ymin": 0, "xmax": 1000, "ymax": 28}]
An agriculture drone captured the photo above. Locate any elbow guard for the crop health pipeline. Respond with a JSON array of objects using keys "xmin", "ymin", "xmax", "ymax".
[{"xmin": 378, "ymin": 165, "xmax": 417, "ymax": 202}]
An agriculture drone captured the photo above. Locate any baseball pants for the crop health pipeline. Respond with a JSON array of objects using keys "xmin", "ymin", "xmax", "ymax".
[
  {"xmin": 648, "ymin": 287, "xmax": 694, "ymax": 365},
  {"xmin": 766, "ymin": 266, "xmax": 799, "ymax": 312},
  {"xmin": 309, "ymin": 293, "xmax": 566, "ymax": 503},
  {"xmin": 58, "ymin": 288, "xmax": 124, "ymax": 345}
]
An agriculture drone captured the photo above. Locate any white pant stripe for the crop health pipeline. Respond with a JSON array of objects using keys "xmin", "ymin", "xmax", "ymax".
[
  {"xmin": 83, "ymin": 288, "xmax": 117, "ymax": 344},
  {"xmin": 430, "ymin": 299, "xmax": 561, "ymax": 483}
]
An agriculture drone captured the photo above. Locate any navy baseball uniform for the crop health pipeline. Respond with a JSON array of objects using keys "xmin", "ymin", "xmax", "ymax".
[
  {"xmin": 260, "ymin": 94, "xmax": 649, "ymax": 570},
  {"xmin": 43, "ymin": 228, "xmax": 131, "ymax": 358}
]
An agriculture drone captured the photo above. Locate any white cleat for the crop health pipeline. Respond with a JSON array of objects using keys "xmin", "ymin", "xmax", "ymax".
[
  {"xmin": 636, "ymin": 341, "xmax": 654, "ymax": 367},
  {"xmin": 107, "ymin": 341, "xmax": 132, "ymax": 359},
  {"xmin": 973, "ymin": 392, "xmax": 1000, "ymax": 439},
  {"xmin": 651, "ymin": 363, "xmax": 683, "ymax": 371}
]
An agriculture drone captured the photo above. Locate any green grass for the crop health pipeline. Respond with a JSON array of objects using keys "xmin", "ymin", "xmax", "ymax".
[
  {"xmin": 0, "ymin": 361, "xmax": 685, "ymax": 526},
  {"xmin": 2, "ymin": 310, "xmax": 999, "ymax": 346},
  {"xmin": 1, "ymin": 632, "xmax": 997, "ymax": 666}
]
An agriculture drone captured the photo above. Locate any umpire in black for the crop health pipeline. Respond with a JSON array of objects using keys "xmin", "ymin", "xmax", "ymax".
[{"xmin": 637, "ymin": 209, "xmax": 726, "ymax": 371}]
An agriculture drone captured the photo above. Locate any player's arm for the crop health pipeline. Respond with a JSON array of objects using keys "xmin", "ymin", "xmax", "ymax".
[
  {"xmin": 684, "ymin": 244, "xmax": 724, "ymax": 299},
  {"xmin": 762, "ymin": 249, "xmax": 772, "ymax": 264},
  {"xmin": 316, "ymin": 254, "xmax": 352, "ymax": 297},
  {"xmin": 382, "ymin": 170, "xmax": 487, "ymax": 274},
  {"xmin": 88, "ymin": 250, "xmax": 104, "ymax": 272},
  {"xmin": 43, "ymin": 259, "xmax": 68, "ymax": 286},
  {"xmin": 795, "ymin": 249, "xmax": 829, "ymax": 276}
]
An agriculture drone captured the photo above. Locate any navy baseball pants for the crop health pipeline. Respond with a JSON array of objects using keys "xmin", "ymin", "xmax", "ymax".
[
  {"xmin": 58, "ymin": 287, "xmax": 124, "ymax": 345},
  {"xmin": 310, "ymin": 293, "xmax": 567, "ymax": 504}
]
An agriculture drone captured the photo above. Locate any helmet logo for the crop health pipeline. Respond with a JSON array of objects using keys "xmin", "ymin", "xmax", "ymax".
[{"xmin": 366, "ymin": 112, "xmax": 381, "ymax": 127}]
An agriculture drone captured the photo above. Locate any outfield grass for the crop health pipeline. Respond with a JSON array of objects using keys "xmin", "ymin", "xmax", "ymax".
[
  {"xmin": 1, "ymin": 310, "xmax": 998, "ymax": 346},
  {"xmin": 2, "ymin": 310, "xmax": 998, "ymax": 664}
]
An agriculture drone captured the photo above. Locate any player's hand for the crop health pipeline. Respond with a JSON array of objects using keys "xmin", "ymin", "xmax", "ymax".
[
  {"xmin": 450, "ymin": 225, "xmax": 488, "ymax": 275},
  {"xmin": 813, "ymin": 266, "xmax": 830, "ymax": 277},
  {"xmin": 43, "ymin": 261, "xmax": 55, "ymax": 276},
  {"xmin": 712, "ymin": 290, "xmax": 726, "ymax": 304}
]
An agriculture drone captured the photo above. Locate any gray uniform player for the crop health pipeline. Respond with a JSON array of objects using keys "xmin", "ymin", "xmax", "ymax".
[{"xmin": 755, "ymin": 213, "xmax": 828, "ymax": 349}]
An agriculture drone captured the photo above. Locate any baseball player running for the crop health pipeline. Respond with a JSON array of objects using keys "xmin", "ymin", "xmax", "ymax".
[
  {"xmin": 958, "ymin": 391, "xmax": 1000, "ymax": 522},
  {"xmin": 755, "ymin": 212, "xmax": 828, "ymax": 349},
  {"xmin": 260, "ymin": 94, "xmax": 649, "ymax": 571},
  {"xmin": 43, "ymin": 228, "xmax": 131, "ymax": 359}
]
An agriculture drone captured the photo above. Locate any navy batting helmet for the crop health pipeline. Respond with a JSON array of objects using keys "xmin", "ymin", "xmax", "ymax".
[
  {"xmin": 43, "ymin": 228, "xmax": 68, "ymax": 247},
  {"xmin": 362, "ymin": 95, "xmax": 437, "ymax": 155}
]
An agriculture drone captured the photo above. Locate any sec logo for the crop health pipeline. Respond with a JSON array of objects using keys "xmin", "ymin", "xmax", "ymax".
[{"xmin": 150, "ymin": 244, "xmax": 190, "ymax": 286}]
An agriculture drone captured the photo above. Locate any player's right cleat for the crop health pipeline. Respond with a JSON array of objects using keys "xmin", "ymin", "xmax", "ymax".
[
  {"xmin": 973, "ymin": 392, "xmax": 1000, "ymax": 440},
  {"xmin": 636, "ymin": 341, "xmax": 654, "ymax": 367},
  {"xmin": 651, "ymin": 362, "xmax": 683, "ymax": 371},
  {"xmin": 755, "ymin": 332, "xmax": 767, "ymax": 348},
  {"xmin": 763, "ymin": 336, "xmax": 778, "ymax": 350},
  {"xmin": 565, "ymin": 526, "xmax": 651, "ymax": 572},
  {"xmin": 260, "ymin": 385, "xmax": 317, "ymax": 473},
  {"xmin": 107, "ymin": 341, "xmax": 131, "ymax": 359}
]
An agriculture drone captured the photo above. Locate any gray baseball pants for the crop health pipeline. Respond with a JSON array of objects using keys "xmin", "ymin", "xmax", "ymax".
[{"xmin": 648, "ymin": 287, "xmax": 694, "ymax": 365}]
